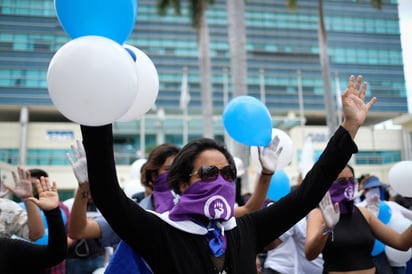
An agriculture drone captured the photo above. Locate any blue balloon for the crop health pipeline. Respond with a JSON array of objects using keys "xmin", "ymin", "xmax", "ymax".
[
  {"xmin": 55, "ymin": 0, "xmax": 138, "ymax": 44},
  {"xmin": 378, "ymin": 201, "xmax": 392, "ymax": 224},
  {"xmin": 267, "ymin": 170, "xmax": 291, "ymax": 201},
  {"xmin": 314, "ymin": 151, "xmax": 322, "ymax": 162},
  {"xmin": 223, "ymin": 96, "xmax": 272, "ymax": 146},
  {"xmin": 371, "ymin": 239, "xmax": 385, "ymax": 256}
]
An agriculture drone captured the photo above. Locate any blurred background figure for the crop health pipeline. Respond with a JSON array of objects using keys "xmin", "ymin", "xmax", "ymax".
[
  {"xmin": 123, "ymin": 158, "xmax": 147, "ymax": 202},
  {"xmin": 0, "ymin": 176, "xmax": 68, "ymax": 274}
]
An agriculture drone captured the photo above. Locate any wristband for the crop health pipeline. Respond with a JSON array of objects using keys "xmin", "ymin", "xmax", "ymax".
[
  {"xmin": 321, "ymin": 224, "xmax": 334, "ymax": 242},
  {"xmin": 261, "ymin": 170, "xmax": 274, "ymax": 176}
]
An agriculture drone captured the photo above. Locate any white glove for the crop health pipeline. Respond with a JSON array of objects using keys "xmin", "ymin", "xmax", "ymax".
[
  {"xmin": 66, "ymin": 140, "xmax": 88, "ymax": 184},
  {"xmin": 319, "ymin": 191, "xmax": 340, "ymax": 229},
  {"xmin": 366, "ymin": 194, "xmax": 380, "ymax": 217},
  {"xmin": 258, "ymin": 135, "xmax": 282, "ymax": 174}
]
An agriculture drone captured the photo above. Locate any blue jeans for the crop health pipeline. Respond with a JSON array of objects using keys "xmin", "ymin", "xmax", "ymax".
[
  {"xmin": 392, "ymin": 266, "xmax": 406, "ymax": 274},
  {"xmin": 66, "ymin": 255, "xmax": 105, "ymax": 274},
  {"xmin": 373, "ymin": 252, "xmax": 393, "ymax": 274}
]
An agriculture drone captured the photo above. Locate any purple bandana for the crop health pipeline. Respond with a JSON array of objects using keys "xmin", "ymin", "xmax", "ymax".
[
  {"xmin": 329, "ymin": 179, "xmax": 355, "ymax": 215},
  {"xmin": 168, "ymin": 175, "xmax": 235, "ymax": 257},
  {"xmin": 152, "ymin": 172, "xmax": 178, "ymax": 213}
]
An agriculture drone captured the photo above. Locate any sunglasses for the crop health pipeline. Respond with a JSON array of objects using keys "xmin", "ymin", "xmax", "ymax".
[
  {"xmin": 334, "ymin": 177, "xmax": 356, "ymax": 185},
  {"xmin": 190, "ymin": 165, "xmax": 236, "ymax": 183}
]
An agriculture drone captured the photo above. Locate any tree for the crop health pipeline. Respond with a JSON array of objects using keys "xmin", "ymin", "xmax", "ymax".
[
  {"xmin": 226, "ymin": 0, "xmax": 250, "ymax": 185},
  {"xmin": 158, "ymin": 0, "xmax": 215, "ymax": 138},
  {"xmin": 286, "ymin": 0, "xmax": 382, "ymax": 137}
]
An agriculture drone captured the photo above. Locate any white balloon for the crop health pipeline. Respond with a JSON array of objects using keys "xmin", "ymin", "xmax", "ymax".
[
  {"xmin": 250, "ymin": 128, "xmax": 294, "ymax": 172},
  {"xmin": 130, "ymin": 158, "xmax": 147, "ymax": 180},
  {"xmin": 385, "ymin": 246, "xmax": 412, "ymax": 265},
  {"xmin": 123, "ymin": 179, "xmax": 145, "ymax": 198},
  {"xmin": 47, "ymin": 36, "xmax": 138, "ymax": 126},
  {"xmin": 385, "ymin": 215, "xmax": 412, "ymax": 265},
  {"xmin": 298, "ymin": 136, "xmax": 315, "ymax": 178},
  {"xmin": 62, "ymin": 197, "xmax": 74, "ymax": 212},
  {"xmin": 118, "ymin": 45, "xmax": 159, "ymax": 121},
  {"xmin": 388, "ymin": 161, "xmax": 412, "ymax": 197}
]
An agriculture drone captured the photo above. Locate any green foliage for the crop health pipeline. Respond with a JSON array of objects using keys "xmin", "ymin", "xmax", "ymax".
[
  {"xmin": 370, "ymin": 0, "xmax": 383, "ymax": 10},
  {"xmin": 286, "ymin": 0, "xmax": 382, "ymax": 11},
  {"xmin": 286, "ymin": 0, "xmax": 298, "ymax": 10},
  {"xmin": 157, "ymin": 0, "xmax": 181, "ymax": 16},
  {"xmin": 157, "ymin": 0, "xmax": 216, "ymax": 29}
]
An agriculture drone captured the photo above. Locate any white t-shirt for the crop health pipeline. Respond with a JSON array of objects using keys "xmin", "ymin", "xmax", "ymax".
[
  {"xmin": 293, "ymin": 217, "xmax": 323, "ymax": 274},
  {"xmin": 264, "ymin": 227, "xmax": 297, "ymax": 274}
]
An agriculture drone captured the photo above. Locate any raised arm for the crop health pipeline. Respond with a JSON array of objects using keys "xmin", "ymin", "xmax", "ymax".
[
  {"xmin": 66, "ymin": 141, "xmax": 102, "ymax": 239},
  {"xmin": 252, "ymin": 75, "xmax": 376, "ymax": 248},
  {"xmin": 234, "ymin": 136, "xmax": 282, "ymax": 216},
  {"xmin": 6, "ymin": 166, "xmax": 44, "ymax": 241},
  {"xmin": 305, "ymin": 192, "xmax": 340, "ymax": 260},
  {"xmin": 341, "ymin": 75, "xmax": 376, "ymax": 138},
  {"xmin": 69, "ymin": 183, "xmax": 102, "ymax": 239},
  {"xmin": 360, "ymin": 206, "xmax": 412, "ymax": 251},
  {"xmin": 21, "ymin": 177, "xmax": 68, "ymax": 268},
  {"xmin": 80, "ymin": 124, "xmax": 162, "ymax": 250}
]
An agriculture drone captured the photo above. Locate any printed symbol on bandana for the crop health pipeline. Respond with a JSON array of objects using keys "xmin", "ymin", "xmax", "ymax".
[
  {"xmin": 171, "ymin": 190, "xmax": 180, "ymax": 206},
  {"xmin": 344, "ymin": 185, "xmax": 354, "ymax": 200},
  {"xmin": 204, "ymin": 195, "xmax": 231, "ymax": 220}
]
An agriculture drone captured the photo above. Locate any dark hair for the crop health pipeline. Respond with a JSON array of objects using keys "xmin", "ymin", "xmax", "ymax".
[
  {"xmin": 357, "ymin": 173, "xmax": 371, "ymax": 189},
  {"xmin": 346, "ymin": 164, "xmax": 355, "ymax": 178},
  {"xmin": 141, "ymin": 144, "xmax": 180, "ymax": 189},
  {"xmin": 29, "ymin": 168, "xmax": 49, "ymax": 179},
  {"xmin": 168, "ymin": 138, "xmax": 235, "ymax": 194}
]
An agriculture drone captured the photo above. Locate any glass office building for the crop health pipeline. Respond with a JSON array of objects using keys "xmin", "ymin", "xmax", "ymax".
[{"xmin": 0, "ymin": 0, "xmax": 407, "ymax": 160}]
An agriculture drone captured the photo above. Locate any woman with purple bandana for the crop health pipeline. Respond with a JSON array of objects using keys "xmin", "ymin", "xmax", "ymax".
[
  {"xmin": 107, "ymin": 132, "xmax": 283, "ymax": 273},
  {"xmin": 81, "ymin": 75, "xmax": 376, "ymax": 274},
  {"xmin": 106, "ymin": 143, "xmax": 180, "ymax": 273},
  {"xmin": 305, "ymin": 165, "xmax": 412, "ymax": 274},
  {"xmin": 138, "ymin": 143, "xmax": 180, "ymax": 212},
  {"xmin": 69, "ymin": 137, "xmax": 283, "ymax": 273}
]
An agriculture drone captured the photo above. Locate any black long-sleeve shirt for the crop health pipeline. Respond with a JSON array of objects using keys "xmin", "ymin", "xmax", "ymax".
[
  {"xmin": 0, "ymin": 207, "xmax": 68, "ymax": 274},
  {"xmin": 81, "ymin": 124, "xmax": 357, "ymax": 274}
]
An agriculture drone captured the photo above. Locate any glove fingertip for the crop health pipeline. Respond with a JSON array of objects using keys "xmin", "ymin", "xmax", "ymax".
[{"xmin": 277, "ymin": 146, "xmax": 283, "ymax": 155}]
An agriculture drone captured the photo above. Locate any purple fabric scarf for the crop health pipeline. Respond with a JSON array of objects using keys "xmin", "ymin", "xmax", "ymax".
[
  {"xmin": 152, "ymin": 172, "xmax": 178, "ymax": 213},
  {"xmin": 329, "ymin": 179, "xmax": 355, "ymax": 215},
  {"xmin": 168, "ymin": 175, "xmax": 235, "ymax": 257}
]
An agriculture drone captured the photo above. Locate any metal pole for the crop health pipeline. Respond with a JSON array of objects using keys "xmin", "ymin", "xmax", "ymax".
[
  {"xmin": 223, "ymin": 67, "xmax": 229, "ymax": 106},
  {"xmin": 181, "ymin": 66, "xmax": 189, "ymax": 145},
  {"xmin": 139, "ymin": 116, "xmax": 145, "ymax": 158},
  {"xmin": 297, "ymin": 69, "xmax": 306, "ymax": 144},
  {"xmin": 183, "ymin": 108, "xmax": 188, "ymax": 145},
  {"xmin": 223, "ymin": 67, "xmax": 233, "ymax": 152},
  {"xmin": 335, "ymin": 71, "xmax": 343, "ymax": 124},
  {"xmin": 259, "ymin": 68, "xmax": 266, "ymax": 104},
  {"xmin": 19, "ymin": 106, "xmax": 29, "ymax": 165}
]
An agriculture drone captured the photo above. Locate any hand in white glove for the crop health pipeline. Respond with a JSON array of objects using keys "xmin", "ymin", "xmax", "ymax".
[
  {"xmin": 66, "ymin": 139, "xmax": 88, "ymax": 184},
  {"xmin": 366, "ymin": 194, "xmax": 380, "ymax": 217},
  {"xmin": 258, "ymin": 135, "xmax": 283, "ymax": 175},
  {"xmin": 8, "ymin": 166, "xmax": 34, "ymax": 200},
  {"xmin": 319, "ymin": 191, "xmax": 340, "ymax": 229}
]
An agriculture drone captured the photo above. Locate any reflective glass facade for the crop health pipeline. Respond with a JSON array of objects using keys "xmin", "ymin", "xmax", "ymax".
[{"xmin": 0, "ymin": 0, "xmax": 407, "ymax": 142}]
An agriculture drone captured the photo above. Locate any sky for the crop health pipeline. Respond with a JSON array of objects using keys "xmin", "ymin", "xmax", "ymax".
[{"xmin": 398, "ymin": 0, "xmax": 412, "ymax": 112}]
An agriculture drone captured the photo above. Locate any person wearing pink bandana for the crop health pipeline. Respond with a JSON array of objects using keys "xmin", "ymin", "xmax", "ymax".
[
  {"xmin": 306, "ymin": 164, "xmax": 412, "ymax": 274},
  {"xmin": 81, "ymin": 75, "xmax": 376, "ymax": 274}
]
